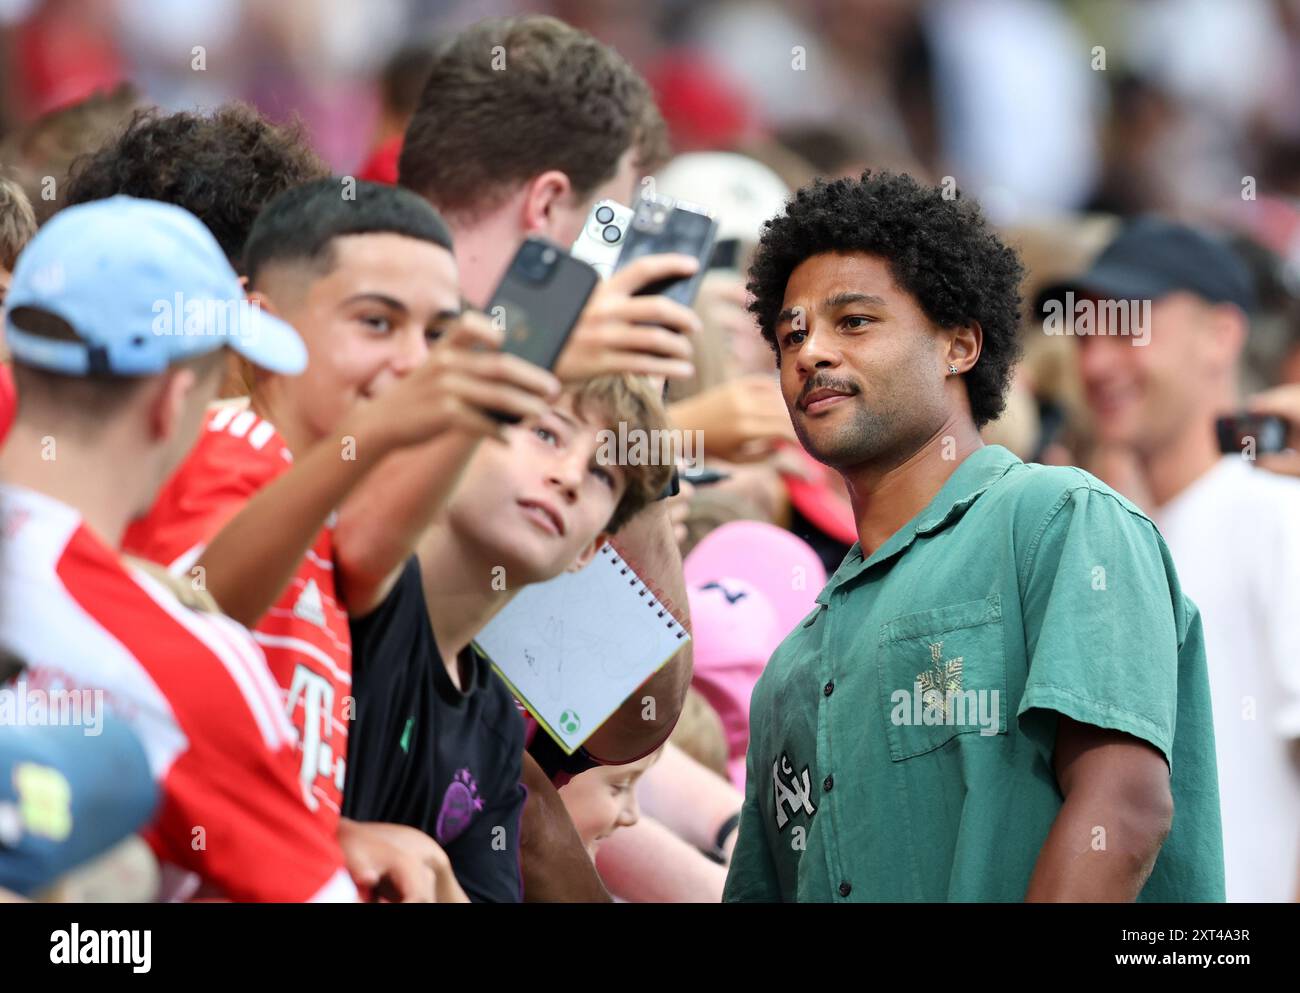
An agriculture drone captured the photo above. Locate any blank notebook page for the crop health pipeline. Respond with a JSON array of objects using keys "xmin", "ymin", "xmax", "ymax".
[{"xmin": 475, "ymin": 543, "xmax": 690, "ymax": 754}]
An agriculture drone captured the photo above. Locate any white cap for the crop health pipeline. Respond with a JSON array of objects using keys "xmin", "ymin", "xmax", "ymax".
[{"xmin": 654, "ymin": 152, "xmax": 790, "ymax": 245}]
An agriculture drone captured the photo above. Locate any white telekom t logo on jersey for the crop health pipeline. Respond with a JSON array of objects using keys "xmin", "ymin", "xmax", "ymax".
[{"xmin": 284, "ymin": 665, "xmax": 337, "ymax": 810}]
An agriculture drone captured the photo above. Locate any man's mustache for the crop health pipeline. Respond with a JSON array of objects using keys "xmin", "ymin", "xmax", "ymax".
[{"xmin": 797, "ymin": 375, "xmax": 861, "ymax": 408}]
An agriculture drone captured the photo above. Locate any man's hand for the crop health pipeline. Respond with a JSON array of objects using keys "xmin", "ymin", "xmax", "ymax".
[
  {"xmin": 337, "ymin": 818, "xmax": 468, "ymax": 904},
  {"xmin": 343, "ymin": 311, "xmax": 560, "ymax": 455},
  {"xmin": 1248, "ymin": 384, "xmax": 1300, "ymax": 477},
  {"xmin": 636, "ymin": 742, "xmax": 743, "ymax": 863},
  {"xmin": 554, "ymin": 254, "xmax": 702, "ymax": 383},
  {"xmin": 669, "ymin": 374, "xmax": 798, "ymax": 463},
  {"xmin": 709, "ymin": 450, "xmax": 808, "ymax": 522},
  {"xmin": 1025, "ymin": 716, "xmax": 1173, "ymax": 902}
]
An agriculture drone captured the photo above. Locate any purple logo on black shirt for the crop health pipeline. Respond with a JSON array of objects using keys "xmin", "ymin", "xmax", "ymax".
[{"xmin": 436, "ymin": 768, "xmax": 484, "ymax": 844}]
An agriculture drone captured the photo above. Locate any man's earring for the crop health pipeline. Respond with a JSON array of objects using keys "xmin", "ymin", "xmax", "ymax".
[{"xmin": 948, "ymin": 364, "xmax": 959, "ymax": 375}]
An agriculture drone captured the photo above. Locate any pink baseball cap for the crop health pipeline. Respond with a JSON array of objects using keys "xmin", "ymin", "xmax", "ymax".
[
  {"xmin": 684, "ymin": 520, "xmax": 827, "ymax": 641},
  {"xmin": 684, "ymin": 522, "xmax": 827, "ymax": 789},
  {"xmin": 686, "ymin": 576, "xmax": 779, "ymax": 788}
]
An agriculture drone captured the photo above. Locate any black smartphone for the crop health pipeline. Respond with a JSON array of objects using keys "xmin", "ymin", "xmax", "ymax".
[
  {"xmin": 681, "ymin": 466, "xmax": 732, "ymax": 486},
  {"xmin": 485, "ymin": 237, "xmax": 599, "ymax": 422},
  {"xmin": 708, "ymin": 237, "xmax": 741, "ymax": 271},
  {"xmin": 1215, "ymin": 413, "xmax": 1289, "ymax": 454},
  {"xmin": 615, "ymin": 194, "xmax": 719, "ymax": 309}
]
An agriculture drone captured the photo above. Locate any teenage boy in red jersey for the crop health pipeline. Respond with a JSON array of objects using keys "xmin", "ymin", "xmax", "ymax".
[
  {"xmin": 0, "ymin": 196, "xmax": 355, "ymax": 901},
  {"xmin": 123, "ymin": 181, "xmax": 560, "ymax": 837}
]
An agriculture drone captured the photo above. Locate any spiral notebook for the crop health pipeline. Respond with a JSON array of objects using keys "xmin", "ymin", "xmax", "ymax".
[{"xmin": 475, "ymin": 543, "xmax": 690, "ymax": 755}]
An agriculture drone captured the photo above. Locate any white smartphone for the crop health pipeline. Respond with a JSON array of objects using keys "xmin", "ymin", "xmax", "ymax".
[{"xmin": 570, "ymin": 198, "xmax": 634, "ymax": 279}]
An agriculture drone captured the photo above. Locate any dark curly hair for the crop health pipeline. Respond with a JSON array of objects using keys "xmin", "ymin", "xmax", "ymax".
[
  {"xmin": 63, "ymin": 103, "xmax": 327, "ymax": 273},
  {"xmin": 747, "ymin": 171, "xmax": 1025, "ymax": 428}
]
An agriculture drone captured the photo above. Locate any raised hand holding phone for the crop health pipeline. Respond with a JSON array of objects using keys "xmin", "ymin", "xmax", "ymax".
[
  {"xmin": 615, "ymin": 193, "xmax": 718, "ymax": 308},
  {"xmin": 570, "ymin": 198, "xmax": 634, "ymax": 278},
  {"xmin": 552, "ymin": 252, "xmax": 702, "ymax": 383},
  {"xmin": 668, "ymin": 373, "xmax": 798, "ymax": 462},
  {"xmin": 483, "ymin": 237, "xmax": 599, "ymax": 420},
  {"xmin": 342, "ymin": 308, "xmax": 561, "ymax": 446}
]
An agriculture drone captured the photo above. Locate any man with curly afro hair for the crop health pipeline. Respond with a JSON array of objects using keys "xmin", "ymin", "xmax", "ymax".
[{"xmin": 724, "ymin": 171, "xmax": 1224, "ymax": 903}]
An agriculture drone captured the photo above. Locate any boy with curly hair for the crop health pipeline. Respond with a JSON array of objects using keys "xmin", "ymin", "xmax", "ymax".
[
  {"xmin": 62, "ymin": 103, "xmax": 327, "ymax": 272},
  {"xmin": 724, "ymin": 171, "xmax": 1224, "ymax": 902}
]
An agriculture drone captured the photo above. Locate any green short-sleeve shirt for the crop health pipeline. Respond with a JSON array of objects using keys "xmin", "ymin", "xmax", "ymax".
[{"xmin": 723, "ymin": 446, "xmax": 1224, "ymax": 902}]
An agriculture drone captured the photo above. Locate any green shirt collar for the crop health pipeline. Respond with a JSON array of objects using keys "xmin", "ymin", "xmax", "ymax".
[{"xmin": 819, "ymin": 444, "xmax": 1023, "ymax": 600}]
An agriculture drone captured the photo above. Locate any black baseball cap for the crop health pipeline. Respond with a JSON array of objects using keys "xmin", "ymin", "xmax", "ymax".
[{"xmin": 1036, "ymin": 216, "xmax": 1257, "ymax": 317}]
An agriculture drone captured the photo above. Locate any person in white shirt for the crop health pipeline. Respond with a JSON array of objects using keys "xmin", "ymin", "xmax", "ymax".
[{"xmin": 1054, "ymin": 216, "xmax": 1300, "ymax": 902}]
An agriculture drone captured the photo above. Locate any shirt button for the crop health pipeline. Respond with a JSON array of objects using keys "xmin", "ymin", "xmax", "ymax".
[
  {"xmin": 823, "ymin": 774, "xmax": 834, "ymax": 792},
  {"xmin": 839, "ymin": 881, "xmax": 852, "ymax": 898},
  {"xmin": 823, "ymin": 680, "xmax": 834, "ymax": 697}
]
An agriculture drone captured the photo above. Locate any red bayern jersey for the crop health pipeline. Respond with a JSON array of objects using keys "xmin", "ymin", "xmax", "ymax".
[
  {"xmin": 123, "ymin": 402, "xmax": 354, "ymax": 826},
  {"xmin": 0, "ymin": 483, "xmax": 355, "ymax": 902}
]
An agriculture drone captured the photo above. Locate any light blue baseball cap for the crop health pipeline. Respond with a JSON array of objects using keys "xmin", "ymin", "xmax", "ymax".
[{"xmin": 4, "ymin": 195, "xmax": 307, "ymax": 377}]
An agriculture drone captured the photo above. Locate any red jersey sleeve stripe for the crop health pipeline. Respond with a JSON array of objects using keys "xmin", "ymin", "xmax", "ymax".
[
  {"xmin": 208, "ymin": 402, "xmax": 241, "ymax": 432},
  {"xmin": 130, "ymin": 567, "xmax": 293, "ymax": 751},
  {"xmin": 204, "ymin": 615, "xmax": 294, "ymax": 746},
  {"xmin": 166, "ymin": 540, "xmax": 207, "ymax": 576}
]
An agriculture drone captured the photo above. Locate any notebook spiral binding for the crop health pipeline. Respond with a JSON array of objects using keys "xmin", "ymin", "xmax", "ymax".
[{"xmin": 599, "ymin": 542, "xmax": 689, "ymax": 641}]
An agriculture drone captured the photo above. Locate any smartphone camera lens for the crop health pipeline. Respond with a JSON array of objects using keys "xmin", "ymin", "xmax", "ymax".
[
  {"xmin": 595, "ymin": 205, "xmax": 615, "ymax": 224},
  {"xmin": 601, "ymin": 224, "xmax": 622, "ymax": 244},
  {"xmin": 517, "ymin": 240, "xmax": 556, "ymax": 283}
]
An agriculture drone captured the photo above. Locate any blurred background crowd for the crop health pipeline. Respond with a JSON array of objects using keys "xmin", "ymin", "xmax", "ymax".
[
  {"xmin": 7, "ymin": 0, "xmax": 1300, "ymax": 462},
  {"xmin": 7, "ymin": 0, "xmax": 1300, "ymax": 216}
]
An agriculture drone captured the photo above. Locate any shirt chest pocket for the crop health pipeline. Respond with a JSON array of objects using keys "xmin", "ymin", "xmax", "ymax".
[{"xmin": 876, "ymin": 594, "xmax": 1007, "ymax": 761}]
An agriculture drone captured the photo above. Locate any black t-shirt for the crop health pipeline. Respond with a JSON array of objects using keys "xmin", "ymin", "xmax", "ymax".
[{"xmin": 343, "ymin": 557, "xmax": 526, "ymax": 903}]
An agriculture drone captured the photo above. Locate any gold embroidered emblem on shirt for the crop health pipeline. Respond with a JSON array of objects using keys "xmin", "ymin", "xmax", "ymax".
[{"xmin": 917, "ymin": 641, "xmax": 964, "ymax": 718}]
